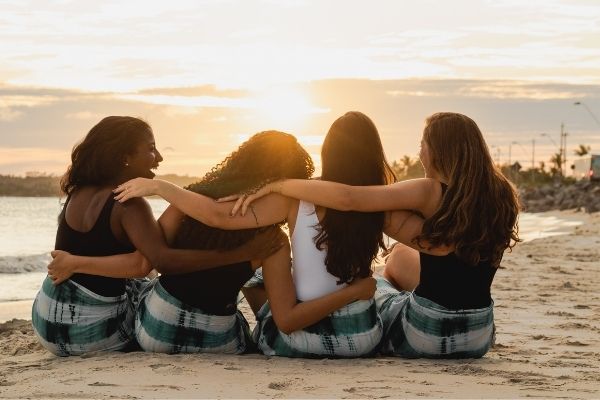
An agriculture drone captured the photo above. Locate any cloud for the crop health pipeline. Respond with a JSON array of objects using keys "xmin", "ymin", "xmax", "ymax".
[
  {"xmin": 118, "ymin": 94, "xmax": 254, "ymax": 109},
  {"xmin": 137, "ymin": 85, "xmax": 249, "ymax": 98},
  {"xmin": 383, "ymin": 79, "xmax": 600, "ymax": 100},
  {"xmin": 2, "ymin": 0, "xmax": 600, "ymax": 92},
  {"xmin": 0, "ymin": 147, "xmax": 71, "ymax": 175},
  {"xmin": 65, "ymin": 111, "xmax": 103, "ymax": 120},
  {"xmin": 1, "ymin": 78, "xmax": 599, "ymax": 175},
  {"xmin": 0, "ymin": 92, "xmax": 61, "ymax": 121},
  {"xmin": 0, "ymin": 108, "xmax": 23, "ymax": 121},
  {"xmin": 0, "ymin": 95, "xmax": 58, "ymax": 108}
]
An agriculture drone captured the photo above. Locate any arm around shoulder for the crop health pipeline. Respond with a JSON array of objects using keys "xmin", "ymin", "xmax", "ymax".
[{"xmin": 276, "ymin": 178, "xmax": 441, "ymax": 215}]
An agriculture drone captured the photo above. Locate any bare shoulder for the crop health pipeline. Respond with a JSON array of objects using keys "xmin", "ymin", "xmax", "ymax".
[
  {"xmin": 114, "ymin": 197, "xmax": 153, "ymax": 217},
  {"xmin": 394, "ymin": 178, "xmax": 443, "ymax": 218}
]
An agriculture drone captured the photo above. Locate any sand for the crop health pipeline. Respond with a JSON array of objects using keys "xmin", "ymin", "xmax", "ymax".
[{"xmin": 1, "ymin": 211, "xmax": 599, "ymax": 399}]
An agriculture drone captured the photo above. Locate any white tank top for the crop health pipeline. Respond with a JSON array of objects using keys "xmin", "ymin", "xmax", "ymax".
[{"xmin": 292, "ymin": 200, "xmax": 347, "ymax": 301}]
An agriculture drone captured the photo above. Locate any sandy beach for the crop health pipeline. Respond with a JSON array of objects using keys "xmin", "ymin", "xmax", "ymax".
[{"xmin": 1, "ymin": 210, "xmax": 598, "ymax": 399}]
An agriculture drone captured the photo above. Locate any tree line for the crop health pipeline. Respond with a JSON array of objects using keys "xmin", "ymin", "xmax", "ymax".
[
  {"xmin": 0, "ymin": 144, "xmax": 593, "ymax": 196},
  {"xmin": 0, "ymin": 174, "xmax": 201, "ymax": 197}
]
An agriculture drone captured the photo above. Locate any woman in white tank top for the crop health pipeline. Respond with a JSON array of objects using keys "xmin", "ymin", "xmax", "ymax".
[
  {"xmin": 292, "ymin": 200, "xmax": 346, "ymax": 301},
  {"xmin": 110, "ymin": 111, "xmax": 395, "ymax": 358}
]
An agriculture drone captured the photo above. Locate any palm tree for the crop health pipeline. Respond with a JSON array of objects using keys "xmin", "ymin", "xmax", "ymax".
[
  {"xmin": 574, "ymin": 144, "xmax": 591, "ymax": 156},
  {"xmin": 550, "ymin": 152, "xmax": 563, "ymax": 176}
]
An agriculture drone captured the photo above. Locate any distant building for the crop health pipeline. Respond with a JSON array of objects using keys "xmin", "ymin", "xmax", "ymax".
[{"xmin": 571, "ymin": 155, "xmax": 600, "ymax": 181}]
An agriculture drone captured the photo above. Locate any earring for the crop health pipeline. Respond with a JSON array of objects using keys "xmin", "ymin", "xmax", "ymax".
[{"xmin": 124, "ymin": 162, "xmax": 129, "ymax": 167}]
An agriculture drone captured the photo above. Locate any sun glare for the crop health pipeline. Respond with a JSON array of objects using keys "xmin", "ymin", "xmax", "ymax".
[{"xmin": 252, "ymin": 87, "xmax": 329, "ymax": 132}]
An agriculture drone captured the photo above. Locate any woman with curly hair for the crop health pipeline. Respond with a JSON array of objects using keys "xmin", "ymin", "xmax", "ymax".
[
  {"xmin": 33, "ymin": 116, "xmax": 281, "ymax": 356},
  {"xmin": 222, "ymin": 112, "xmax": 521, "ymax": 359},
  {"xmin": 113, "ymin": 111, "xmax": 393, "ymax": 358},
  {"xmin": 51, "ymin": 129, "xmax": 376, "ymax": 355}
]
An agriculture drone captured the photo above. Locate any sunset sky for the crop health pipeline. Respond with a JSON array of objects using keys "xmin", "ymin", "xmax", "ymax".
[{"xmin": 1, "ymin": 0, "xmax": 599, "ymax": 176}]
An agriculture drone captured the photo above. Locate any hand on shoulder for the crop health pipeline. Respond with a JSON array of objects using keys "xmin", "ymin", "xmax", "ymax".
[{"xmin": 113, "ymin": 178, "xmax": 160, "ymax": 203}]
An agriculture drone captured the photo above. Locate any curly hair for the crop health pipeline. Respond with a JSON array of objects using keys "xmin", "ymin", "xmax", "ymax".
[
  {"xmin": 60, "ymin": 116, "xmax": 152, "ymax": 196},
  {"xmin": 173, "ymin": 131, "xmax": 315, "ymax": 251},
  {"xmin": 416, "ymin": 112, "xmax": 521, "ymax": 267},
  {"xmin": 315, "ymin": 112, "xmax": 396, "ymax": 284}
]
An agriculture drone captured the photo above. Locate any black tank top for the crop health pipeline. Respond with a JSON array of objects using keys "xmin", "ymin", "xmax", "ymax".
[
  {"xmin": 415, "ymin": 253, "xmax": 497, "ymax": 309},
  {"xmin": 414, "ymin": 183, "xmax": 497, "ymax": 310},
  {"xmin": 55, "ymin": 193, "xmax": 135, "ymax": 297},
  {"xmin": 159, "ymin": 262, "xmax": 254, "ymax": 315}
]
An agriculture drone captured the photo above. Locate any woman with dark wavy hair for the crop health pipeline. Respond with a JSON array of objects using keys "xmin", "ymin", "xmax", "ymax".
[
  {"xmin": 51, "ymin": 129, "xmax": 375, "ymax": 355},
  {"xmin": 33, "ymin": 117, "xmax": 281, "ymax": 356},
  {"xmin": 113, "ymin": 111, "xmax": 391, "ymax": 358},
  {"xmin": 225, "ymin": 112, "xmax": 521, "ymax": 359}
]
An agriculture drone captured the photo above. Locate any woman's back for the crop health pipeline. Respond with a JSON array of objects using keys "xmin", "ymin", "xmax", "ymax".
[
  {"xmin": 159, "ymin": 263, "xmax": 253, "ymax": 315},
  {"xmin": 56, "ymin": 187, "xmax": 134, "ymax": 296},
  {"xmin": 292, "ymin": 200, "xmax": 347, "ymax": 301},
  {"xmin": 414, "ymin": 183, "xmax": 498, "ymax": 310},
  {"xmin": 415, "ymin": 252, "xmax": 497, "ymax": 309}
]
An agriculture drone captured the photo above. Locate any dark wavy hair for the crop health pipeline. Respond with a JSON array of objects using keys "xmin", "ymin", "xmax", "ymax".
[
  {"xmin": 60, "ymin": 116, "xmax": 152, "ymax": 196},
  {"xmin": 316, "ymin": 112, "xmax": 396, "ymax": 284},
  {"xmin": 174, "ymin": 131, "xmax": 315, "ymax": 251},
  {"xmin": 416, "ymin": 112, "xmax": 521, "ymax": 267}
]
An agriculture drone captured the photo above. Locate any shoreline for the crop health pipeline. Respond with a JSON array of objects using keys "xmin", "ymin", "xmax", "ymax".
[{"xmin": 0, "ymin": 210, "xmax": 598, "ymax": 398}]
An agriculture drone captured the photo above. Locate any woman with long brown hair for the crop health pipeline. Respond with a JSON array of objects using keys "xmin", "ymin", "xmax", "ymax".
[
  {"xmin": 222, "ymin": 112, "xmax": 521, "ymax": 358},
  {"xmin": 33, "ymin": 117, "xmax": 281, "ymax": 356},
  {"xmin": 113, "ymin": 111, "xmax": 395, "ymax": 358}
]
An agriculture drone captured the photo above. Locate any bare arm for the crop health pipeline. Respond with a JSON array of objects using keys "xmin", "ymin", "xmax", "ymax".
[
  {"xmin": 261, "ymin": 241, "xmax": 376, "ymax": 334},
  {"xmin": 48, "ymin": 249, "xmax": 152, "ymax": 285},
  {"xmin": 115, "ymin": 178, "xmax": 290, "ymax": 229},
  {"xmin": 223, "ymin": 178, "xmax": 443, "ymax": 219},
  {"xmin": 119, "ymin": 198, "xmax": 285, "ymax": 274},
  {"xmin": 384, "ymin": 210, "xmax": 453, "ymax": 256},
  {"xmin": 47, "ymin": 202, "xmax": 286, "ymax": 284}
]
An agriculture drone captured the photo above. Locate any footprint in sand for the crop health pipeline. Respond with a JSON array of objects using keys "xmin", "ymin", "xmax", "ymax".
[
  {"xmin": 560, "ymin": 281, "xmax": 578, "ymax": 290},
  {"xmin": 546, "ymin": 311, "xmax": 576, "ymax": 317},
  {"xmin": 268, "ymin": 381, "xmax": 290, "ymax": 390},
  {"xmin": 562, "ymin": 340, "xmax": 589, "ymax": 346},
  {"xmin": 557, "ymin": 322, "xmax": 593, "ymax": 330},
  {"xmin": 88, "ymin": 382, "xmax": 118, "ymax": 387},
  {"xmin": 149, "ymin": 363, "xmax": 171, "ymax": 370},
  {"xmin": 532, "ymin": 334, "xmax": 550, "ymax": 340}
]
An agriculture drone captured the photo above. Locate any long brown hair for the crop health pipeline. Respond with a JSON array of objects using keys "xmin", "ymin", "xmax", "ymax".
[
  {"xmin": 174, "ymin": 131, "xmax": 314, "ymax": 251},
  {"xmin": 316, "ymin": 111, "xmax": 396, "ymax": 284},
  {"xmin": 60, "ymin": 116, "xmax": 152, "ymax": 196},
  {"xmin": 416, "ymin": 112, "xmax": 520, "ymax": 267}
]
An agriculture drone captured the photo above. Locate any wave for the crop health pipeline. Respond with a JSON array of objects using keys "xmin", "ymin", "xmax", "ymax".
[{"xmin": 0, "ymin": 253, "xmax": 51, "ymax": 274}]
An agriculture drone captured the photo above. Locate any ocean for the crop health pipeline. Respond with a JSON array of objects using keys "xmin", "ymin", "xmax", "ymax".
[
  {"xmin": 0, "ymin": 196, "xmax": 168, "ymax": 305},
  {"xmin": 0, "ymin": 196, "xmax": 583, "ymax": 308}
]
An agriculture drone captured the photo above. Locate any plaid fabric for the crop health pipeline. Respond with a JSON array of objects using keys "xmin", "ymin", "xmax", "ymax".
[
  {"xmin": 31, "ymin": 276, "xmax": 137, "ymax": 356},
  {"xmin": 253, "ymin": 298, "xmax": 383, "ymax": 358},
  {"xmin": 375, "ymin": 277, "xmax": 495, "ymax": 358},
  {"xmin": 135, "ymin": 279, "xmax": 253, "ymax": 354}
]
